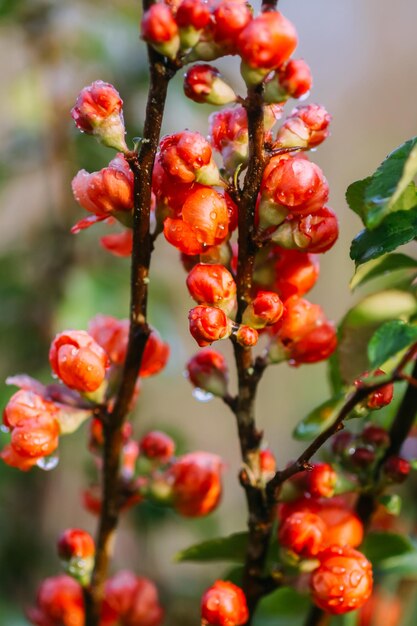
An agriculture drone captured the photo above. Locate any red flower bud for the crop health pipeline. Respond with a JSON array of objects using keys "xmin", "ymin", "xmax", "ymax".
[
  {"xmin": 0, "ymin": 445, "xmax": 38, "ymax": 471},
  {"xmin": 311, "ymin": 546, "xmax": 373, "ymax": 614},
  {"xmin": 27, "ymin": 575, "xmax": 84, "ymax": 626},
  {"xmin": 242, "ymin": 290, "xmax": 284, "ymax": 329},
  {"xmin": 350, "ymin": 446, "xmax": 376, "ymax": 468},
  {"xmin": 139, "ymin": 431, "xmax": 175, "ymax": 463},
  {"xmin": 102, "ymin": 570, "xmax": 164, "ymax": 626},
  {"xmin": 159, "ymin": 131, "xmax": 220, "ymax": 185},
  {"xmin": 189, "ymin": 305, "xmax": 231, "ymax": 347},
  {"xmin": 141, "ymin": 4, "xmax": 180, "ymax": 59},
  {"xmin": 270, "ymin": 296, "xmax": 337, "ymax": 365},
  {"xmin": 383, "ymin": 456, "xmax": 411, "ymax": 484},
  {"xmin": 318, "ymin": 505, "xmax": 364, "ymax": 549},
  {"xmin": 88, "ymin": 315, "xmax": 129, "ymax": 366},
  {"xmin": 278, "ymin": 59, "xmax": 312, "ymax": 99},
  {"xmin": 235, "ymin": 324, "xmax": 259, "ymax": 347},
  {"xmin": 141, "ymin": 329, "xmax": 170, "ymax": 377},
  {"xmin": 168, "ymin": 451, "xmax": 223, "ymax": 517},
  {"xmin": 184, "ymin": 64, "xmax": 236, "ymax": 106},
  {"xmin": 209, "ymin": 105, "xmax": 249, "ymax": 172},
  {"xmin": 72, "ymin": 154, "xmax": 133, "ymax": 220},
  {"xmin": 307, "ymin": 463, "xmax": 337, "ymax": 498},
  {"xmin": 100, "ymin": 230, "xmax": 133, "ymax": 257},
  {"xmin": 361, "ymin": 368, "xmax": 394, "ymax": 410},
  {"xmin": 279, "ymin": 511, "xmax": 326, "ymax": 557},
  {"xmin": 49, "ymin": 330, "xmax": 109, "ymax": 393},
  {"xmin": 237, "ymin": 12, "xmax": 297, "ymax": 71},
  {"xmin": 362, "ymin": 424, "xmax": 390, "ymax": 448},
  {"xmin": 272, "ymin": 248, "xmax": 319, "ymax": 300},
  {"xmin": 71, "ymin": 81, "xmax": 127, "ymax": 152},
  {"xmin": 261, "ymin": 155, "xmax": 329, "ymax": 216},
  {"xmin": 186, "ymin": 349, "xmax": 229, "ymax": 397},
  {"xmin": 259, "ymin": 448, "xmax": 276, "ymax": 476},
  {"xmin": 332, "ymin": 431, "xmax": 354, "ymax": 456},
  {"xmin": 213, "ymin": 2, "xmax": 252, "ymax": 46},
  {"xmin": 201, "ymin": 580, "xmax": 249, "ymax": 626},
  {"xmin": 176, "ymin": 0, "xmax": 211, "ymax": 30},
  {"xmin": 187, "ymin": 263, "xmax": 236, "ymax": 312},
  {"xmin": 276, "ymin": 104, "xmax": 331, "ymax": 149},
  {"xmin": 58, "ymin": 529, "xmax": 95, "ymax": 561},
  {"xmin": 271, "ymin": 206, "xmax": 339, "ymax": 254}
]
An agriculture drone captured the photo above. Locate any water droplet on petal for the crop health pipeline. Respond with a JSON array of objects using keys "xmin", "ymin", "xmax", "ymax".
[
  {"xmin": 192, "ymin": 388, "xmax": 214, "ymax": 403},
  {"xmin": 37, "ymin": 454, "xmax": 59, "ymax": 471},
  {"xmin": 0, "ymin": 425, "xmax": 10, "ymax": 433}
]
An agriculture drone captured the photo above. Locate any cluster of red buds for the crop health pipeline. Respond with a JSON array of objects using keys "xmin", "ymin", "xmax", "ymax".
[
  {"xmin": 277, "ymin": 463, "xmax": 372, "ymax": 614},
  {"xmin": 27, "ymin": 561, "xmax": 164, "ymax": 626}
]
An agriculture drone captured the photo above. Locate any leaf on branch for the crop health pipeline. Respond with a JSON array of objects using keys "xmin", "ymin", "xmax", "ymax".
[
  {"xmin": 331, "ymin": 290, "xmax": 417, "ymax": 386},
  {"xmin": 368, "ymin": 320, "xmax": 417, "ymax": 369},
  {"xmin": 350, "ymin": 208, "xmax": 417, "ymax": 267},
  {"xmin": 255, "ymin": 587, "xmax": 310, "ymax": 623},
  {"xmin": 293, "ymin": 394, "xmax": 346, "ymax": 441},
  {"xmin": 345, "ymin": 177, "xmax": 372, "ymax": 221},
  {"xmin": 361, "ymin": 531, "xmax": 414, "ymax": 565},
  {"xmin": 364, "ymin": 137, "xmax": 417, "ymax": 229},
  {"xmin": 174, "ymin": 532, "xmax": 248, "ymax": 563},
  {"xmin": 379, "ymin": 494, "xmax": 402, "ymax": 516},
  {"xmin": 349, "ymin": 253, "xmax": 417, "ymax": 291}
]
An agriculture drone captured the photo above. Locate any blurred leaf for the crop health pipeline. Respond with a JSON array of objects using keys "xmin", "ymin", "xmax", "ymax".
[
  {"xmin": 364, "ymin": 137, "xmax": 417, "ymax": 229},
  {"xmin": 376, "ymin": 548, "xmax": 417, "ymax": 577},
  {"xmin": 368, "ymin": 320, "xmax": 417, "ymax": 368},
  {"xmin": 175, "ymin": 532, "xmax": 248, "ymax": 563},
  {"xmin": 332, "ymin": 290, "xmax": 417, "ymax": 385},
  {"xmin": 379, "ymin": 494, "xmax": 402, "ymax": 516},
  {"xmin": 253, "ymin": 588, "xmax": 310, "ymax": 626},
  {"xmin": 350, "ymin": 253, "xmax": 417, "ymax": 291},
  {"xmin": 361, "ymin": 531, "xmax": 414, "ymax": 564},
  {"xmin": 293, "ymin": 394, "xmax": 346, "ymax": 441},
  {"xmin": 350, "ymin": 208, "xmax": 417, "ymax": 266}
]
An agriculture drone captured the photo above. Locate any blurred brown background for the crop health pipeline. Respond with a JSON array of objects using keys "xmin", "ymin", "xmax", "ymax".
[{"xmin": 0, "ymin": 0, "xmax": 416, "ymax": 624}]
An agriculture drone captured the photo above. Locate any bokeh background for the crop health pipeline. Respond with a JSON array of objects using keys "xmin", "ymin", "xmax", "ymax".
[{"xmin": 1, "ymin": 0, "xmax": 417, "ymax": 624}]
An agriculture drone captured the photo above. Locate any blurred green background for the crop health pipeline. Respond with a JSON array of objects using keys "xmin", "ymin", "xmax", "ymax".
[{"xmin": 1, "ymin": 0, "xmax": 417, "ymax": 624}]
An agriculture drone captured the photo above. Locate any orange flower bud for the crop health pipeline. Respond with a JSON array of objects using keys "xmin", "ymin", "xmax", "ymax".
[
  {"xmin": 168, "ymin": 451, "xmax": 223, "ymax": 517},
  {"xmin": 213, "ymin": 2, "xmax": 252, "ymax": 47},
  {"xmin": 311, "ymin": 546, "xmax": 373, "ymax": 614},
  {"xmin": 272, "ymin": 248, "xmax": 319, "ymax": 300},
  {"xmin": 71, "ymin": 81, "xmax": 127, "ymax": 152},
  {"xmin": 235, "ymin": 324, "xmax": 259, "ymax": 347},
  {"xmin": 141, "ymin": 4, "xmax": 180, "ymax": 59},
  {"xmin": 27, "ymin": 575, "xmax": 84, "ymax": 626},
  {"xmin": 271, "ymin": 206, "xmax": 339, "ymax": 254},
  {"xmin": 49, "ymin": 330, "xmax": 109, "ymax": 393},
  {"xmin": 102, "ymin": 570, "xmax": 164, "ymax": 626},
  {"xmin": 238, "ymin": 12, "xmax": 297, "ymax": 78},
  {"xmin": 318, "ymin": 505, "xmax": 364, "ymax": 549},
  {"xmin": 88, "ymin": 315, "xmax": 129, "ymax": 366},
  {"xmin": 159, "ymin": 131, "xmax": 220, "ymax": 185},
  {"xmin": 58, "ymin": 528, "xmax": 95, "ymax": 561},
  {"xmin": 141, "ymin": 329, "xmax": 170, "ymax": 377},
  {"xmin": 187, "ymin": 263, "xmax": 236, "ymax": 312},
  {"xmin": 279, "ymin": 511, "xmax": 326, "ymax": 557},
  {"xmin": 307, "ymin": 463, "xmax": 337, "ymax": 499},
  {"xmin": 72, "ymin": 154, "xmax": 133, "ymax": 220},
  {"xmin": 11, "ymin": 415, "xmax": 60, "ymax": 459},
  {"xmin": 276, "ymin": 104, "xmax": 331, "ymax": 149},
  {"xmin": 3, "ymin": 389, "xmax": 58, "ymax": 429},
  {"xmin": 201, "ymin": 580, "xmax": 249, "ymax": 626},
  {"xmin": 184, "ymin": 64, "xmax": 236, "ymax": 106},
  {"xmin": 100, "ymin": 230, "xmax": 133, "ymax": 257}
]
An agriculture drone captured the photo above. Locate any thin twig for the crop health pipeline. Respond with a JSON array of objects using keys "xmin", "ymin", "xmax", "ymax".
[{"xmin": 84, "ymin": 48, "xmax": 176, "ymax": 626}]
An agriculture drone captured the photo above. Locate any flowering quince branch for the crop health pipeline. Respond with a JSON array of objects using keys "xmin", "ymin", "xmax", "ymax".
[{"xmin": 5, "ymin": 2, "xmax": 417, "ymax": 626}]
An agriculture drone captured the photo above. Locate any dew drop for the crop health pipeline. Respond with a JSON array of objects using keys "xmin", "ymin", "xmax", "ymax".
[
  {"xmin": 0, "ymin": 425, "xmax": 10, "ymax": 433},
  {"xmin": 37, "ymin": 454, "xmax": 59, "ymax": 471},
  {"xmin": 192, "ymin": 388, "xmax": 214, "ymax": 403},
  {"xmin": 210, "ymin": 211, "xmax": 217, "ymax": 220}
]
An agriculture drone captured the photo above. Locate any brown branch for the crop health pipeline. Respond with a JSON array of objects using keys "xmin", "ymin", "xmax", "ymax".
[{"xmin": 84, "ymin": 49, "xmax": 176, "ymax": 626}]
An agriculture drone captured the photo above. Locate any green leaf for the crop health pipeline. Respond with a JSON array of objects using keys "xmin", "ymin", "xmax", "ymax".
[
  {"xmin": 293, "ymin": 394, "xmax": 346, "ymax": 441},
  {"xmin": 333, "ymin": 290, "xmax": 417, "ymax": 385},
  {"xmin": 361, "ymin": 531, "xmax": 414, "ymax": 565},
  {"xmin": 350, "ymin": 253, "xmax": 417, "ymax": 291},
  {"xmin": 368, "ymin": 320, "xmax": 417, "ymax": 369},
  {"xmin": 364, "ymin": 137, "xmax": 417, "ymax": 228},
  {"xmin": 346, "ymin": 177, "xmax": 372, "ymax": 220},
  {"xmin": 175, "ymin": 532, "xmax": 248, "ymax": 563},
  {"xmin": 350, "ymin": 208, "xmax": 417, "ymax": 266},
  {"xmin": 379, "ymin": 494, "xmax": 402, "ymax": 516},
  {"xmin": 377, "ymin": 550, "xmax": 417, "ymax": 577},
  {"xmin": 253, "ymin": 588, "xmax": 310, "ymax": 626}
]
